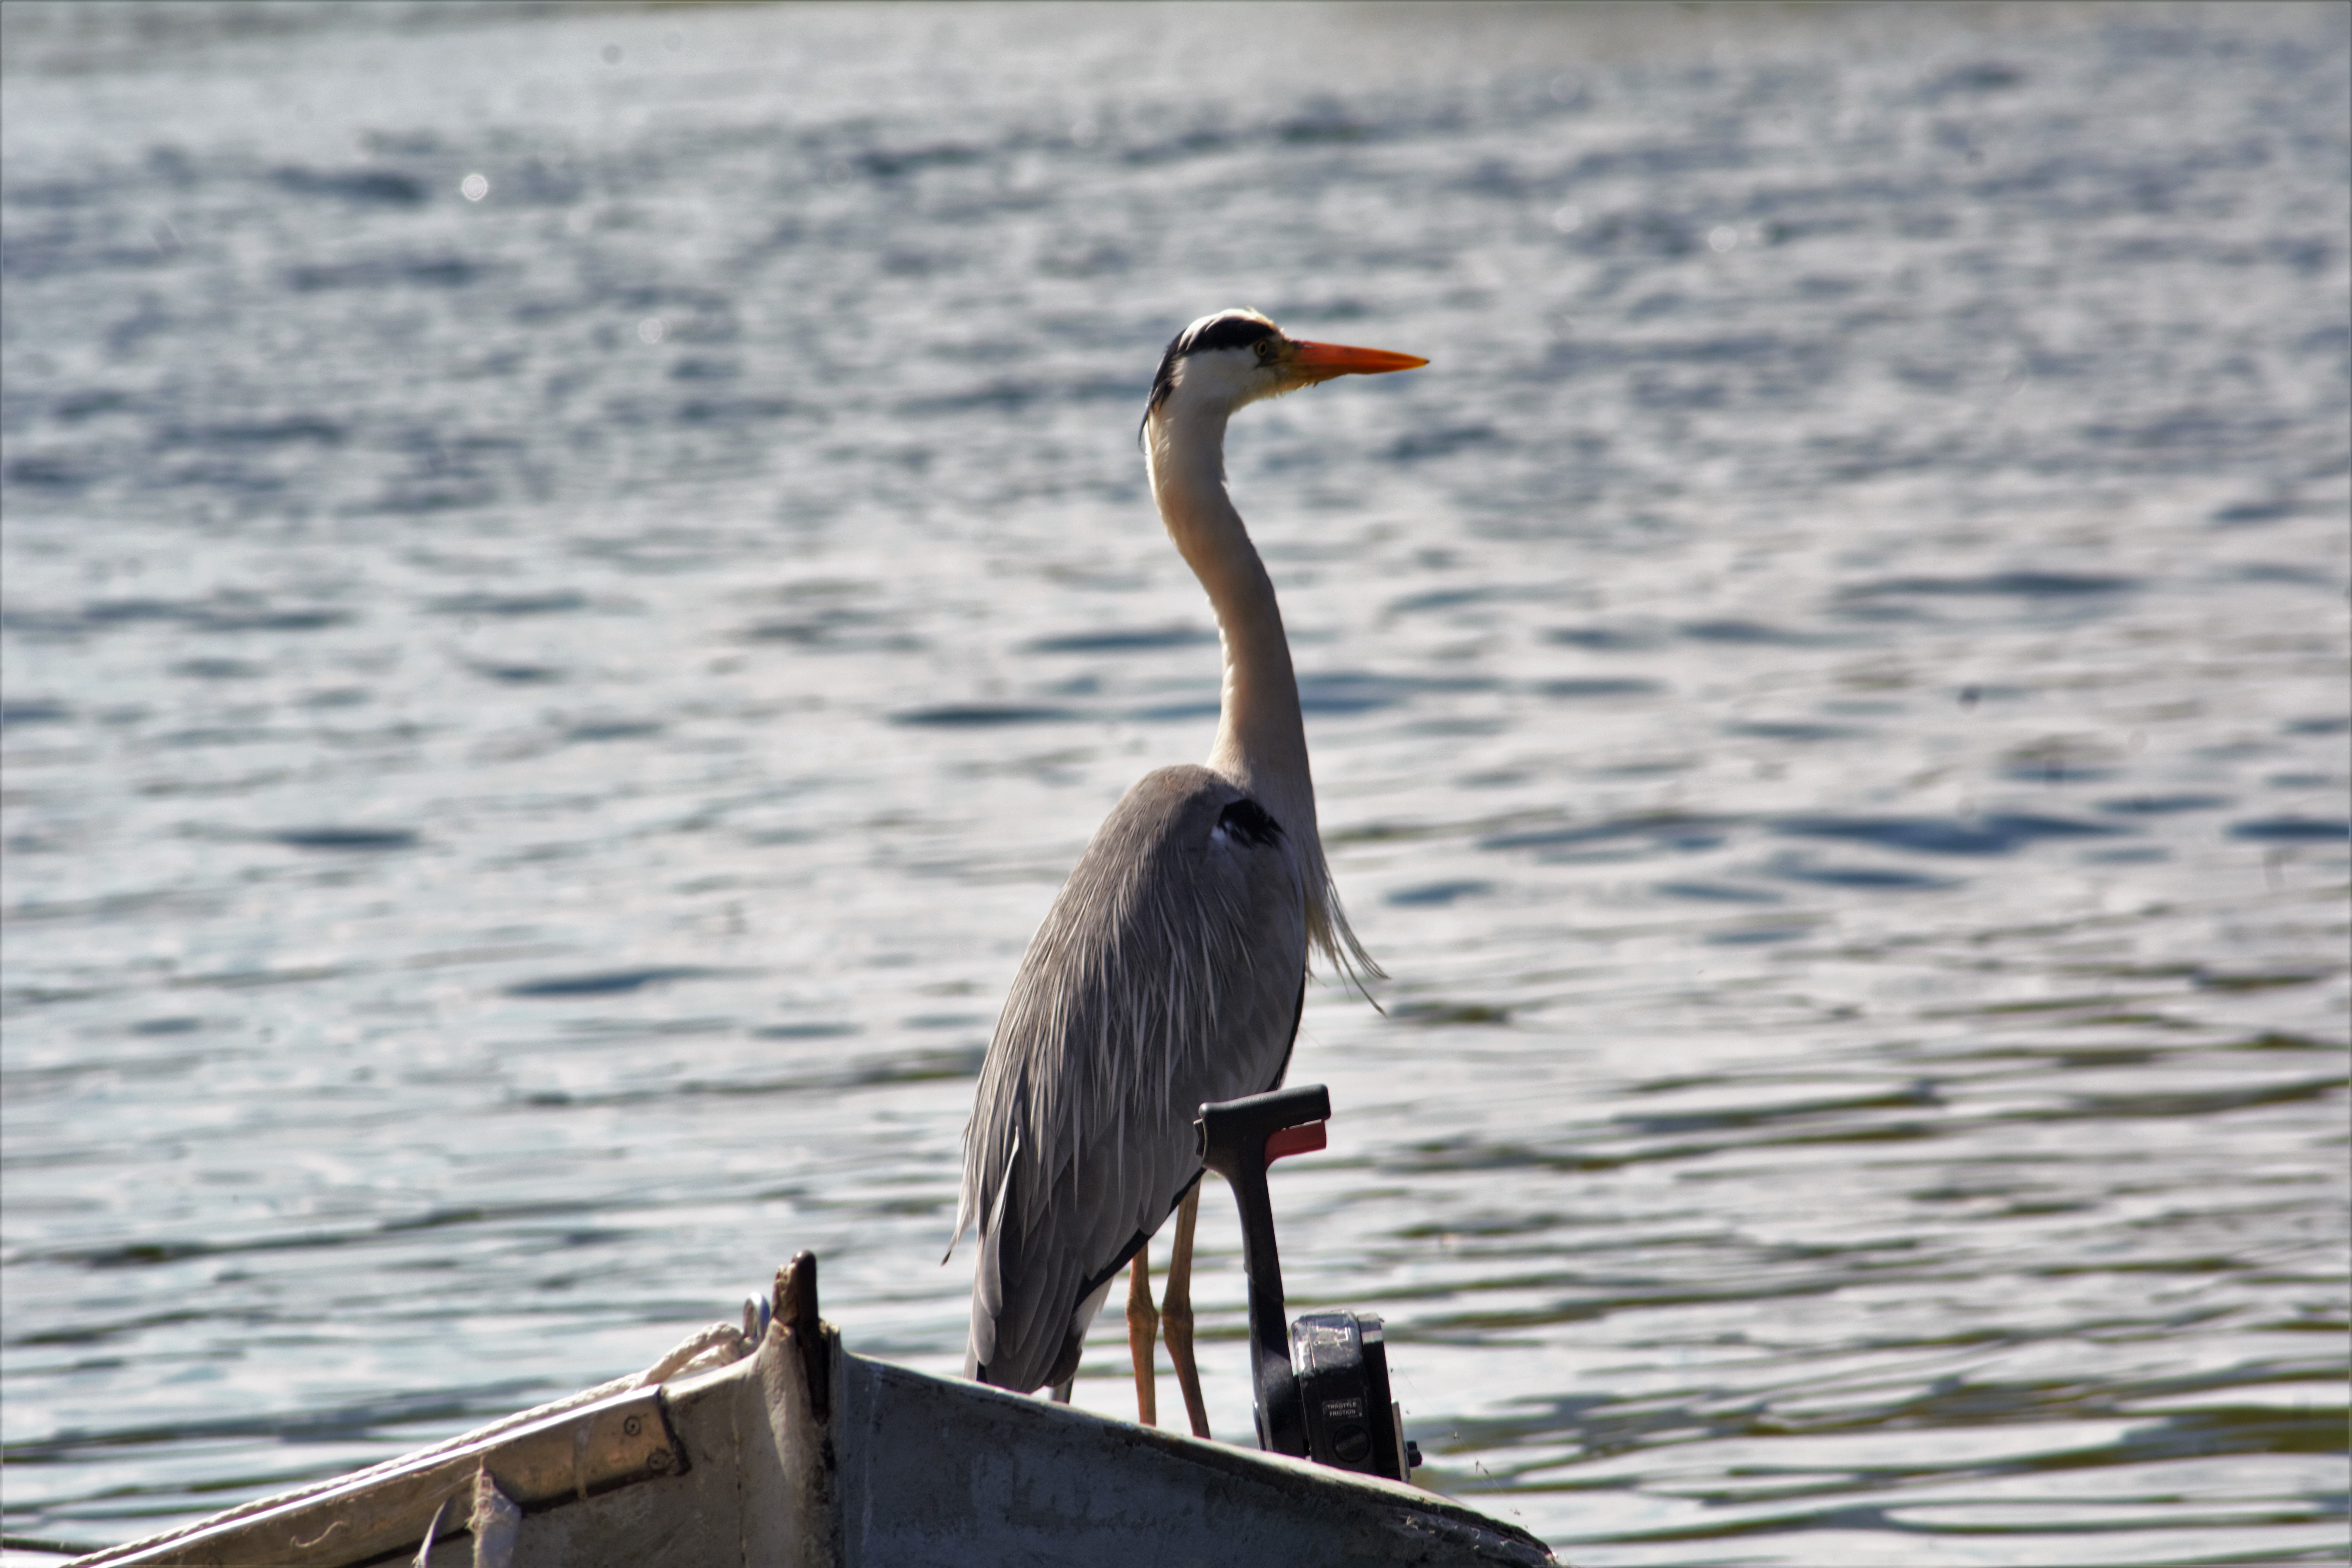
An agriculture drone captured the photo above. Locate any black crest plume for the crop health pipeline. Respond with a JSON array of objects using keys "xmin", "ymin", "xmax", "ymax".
[{"xmin": 1143, "ymin": 310, "xmax": 1280, "ymax": 430}]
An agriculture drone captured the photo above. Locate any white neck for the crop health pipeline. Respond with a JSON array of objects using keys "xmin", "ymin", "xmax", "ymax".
[
  {"xmin": 1144, "ymin": 399, "xmax": 1316, "ymax": 847},
  {"xmin": 1143, "ymin": 394, "xmax": 1380, "ymax": 989}
]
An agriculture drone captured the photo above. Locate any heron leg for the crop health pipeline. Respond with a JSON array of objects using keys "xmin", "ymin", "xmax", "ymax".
[
  {"xmin": 1161, "ymin": 1186, "xmax": 1211, "ymax": 1438},
  {"xmin": 1120, "ymin": 1241, "xmax": 1157, "ymax": 1429},
  {"xmin": 1125, "ymin": 1241, "xmax": 1160, "ymax": 1426},
  {"xmin": 1049, "ymin": 1378, "xmax": 1073, "ymax": 1404}
]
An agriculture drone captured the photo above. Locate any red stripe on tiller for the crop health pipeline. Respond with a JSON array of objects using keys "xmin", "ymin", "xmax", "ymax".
[{"xmin": 1265, "ymin": 1122, "xmax": 1327, "ymax": 1165}]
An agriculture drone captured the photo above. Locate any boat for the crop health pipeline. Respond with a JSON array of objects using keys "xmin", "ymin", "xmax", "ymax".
[{"xmin": 65, "ymin": 1252, "xmax": 1560, "ymax": 1567}]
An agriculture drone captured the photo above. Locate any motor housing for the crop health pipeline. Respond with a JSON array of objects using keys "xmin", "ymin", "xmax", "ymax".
[{"xmin": 1290, "ymin": 1310, "xmax": 1413, "ymax": 1479}]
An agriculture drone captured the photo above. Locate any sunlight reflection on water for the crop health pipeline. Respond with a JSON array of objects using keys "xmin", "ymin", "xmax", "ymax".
[{"xmin": 2, "ymin": 2, "xmax": 2347, "ymax": 1562}]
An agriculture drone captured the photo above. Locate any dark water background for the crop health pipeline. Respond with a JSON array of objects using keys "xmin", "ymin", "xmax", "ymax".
[{"xmin": 3, "ymin": 3, "xmax": 2347, "ymax": 1562}]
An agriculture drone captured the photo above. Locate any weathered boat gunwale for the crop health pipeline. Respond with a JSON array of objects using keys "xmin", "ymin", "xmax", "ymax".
[
  {"xmin": 63, "ymin": 1371, "xmax": 701, "ymax": 1568},
  {"xmin": 61, "ymin": 1317, "xmax": 772, "ymax": 1568},
  {"xmin": 67, "ymin": 1259, "xmax": 1560, "ymax": 1568}
]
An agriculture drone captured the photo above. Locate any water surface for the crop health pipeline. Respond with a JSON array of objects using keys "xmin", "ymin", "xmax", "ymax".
[{"xmin": 3, "ymin": 4, "xmax": 2347, "ymax": 1562}]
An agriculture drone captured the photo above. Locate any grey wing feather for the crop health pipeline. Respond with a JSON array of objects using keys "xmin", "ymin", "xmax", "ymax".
[{"xmin": 956, "ymin": 765, "xmax": 1307, "ymax": 1392}]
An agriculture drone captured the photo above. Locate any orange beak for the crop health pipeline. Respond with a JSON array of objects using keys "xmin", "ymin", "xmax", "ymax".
[{"xmin": 1288, "ymin": 339, "xmax": 1429, "ymax": 380}]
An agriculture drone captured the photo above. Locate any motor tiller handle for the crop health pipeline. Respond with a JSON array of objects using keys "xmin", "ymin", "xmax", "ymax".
[{"xmin": 1195, "ymin": 1083, "xmax": 1329, "ymax": 1457}]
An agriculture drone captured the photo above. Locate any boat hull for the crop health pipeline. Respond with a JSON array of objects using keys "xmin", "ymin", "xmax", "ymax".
[{"xmin": 71, "ymin": 1282, "xmax": 1557, "ymax": 1568}]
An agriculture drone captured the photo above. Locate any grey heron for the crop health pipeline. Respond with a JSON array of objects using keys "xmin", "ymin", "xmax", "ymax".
[{"xmin": 948, "ymin": 309, "xmax": 1425, "ymax": 1433}]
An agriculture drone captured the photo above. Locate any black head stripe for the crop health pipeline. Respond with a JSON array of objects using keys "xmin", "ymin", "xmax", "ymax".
[
  {"xmin": 1216, "ymin": 797, "xmax": 1284, "ymax": 849},
  {"xmin": 1143, "ymin": 310, "xmax": 1279, "ymax": 430},
  {"xmin": 1185, "ymin": 313, "xmax": 1279, "ymax": 354}
]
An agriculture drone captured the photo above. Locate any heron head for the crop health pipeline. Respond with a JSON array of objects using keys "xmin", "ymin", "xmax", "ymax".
[{"xmin": 1145, "ymin": 308, "xmax": 1426, "ymax": 427}]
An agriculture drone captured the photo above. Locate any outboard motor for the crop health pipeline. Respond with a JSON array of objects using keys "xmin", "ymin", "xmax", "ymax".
[{"xmin": 1196, "ymin": 1084, "xmax": 1421, "ymax": 1482}]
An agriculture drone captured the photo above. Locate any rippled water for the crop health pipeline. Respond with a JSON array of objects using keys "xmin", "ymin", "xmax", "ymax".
[{"xmin": 3, "ymin": 3, "xmax": 2347, "ymax": 1562}]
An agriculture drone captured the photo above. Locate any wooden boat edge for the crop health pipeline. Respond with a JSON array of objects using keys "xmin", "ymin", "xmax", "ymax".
[{"xmin": 65, "ymin": 1283, "xmax": 1561, "ymax": 1568}]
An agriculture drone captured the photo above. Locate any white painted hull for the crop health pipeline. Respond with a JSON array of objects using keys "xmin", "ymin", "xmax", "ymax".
[{"xmin": 70, "ymin": 1305, "xmax": 1558, "ymax": 1568}]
